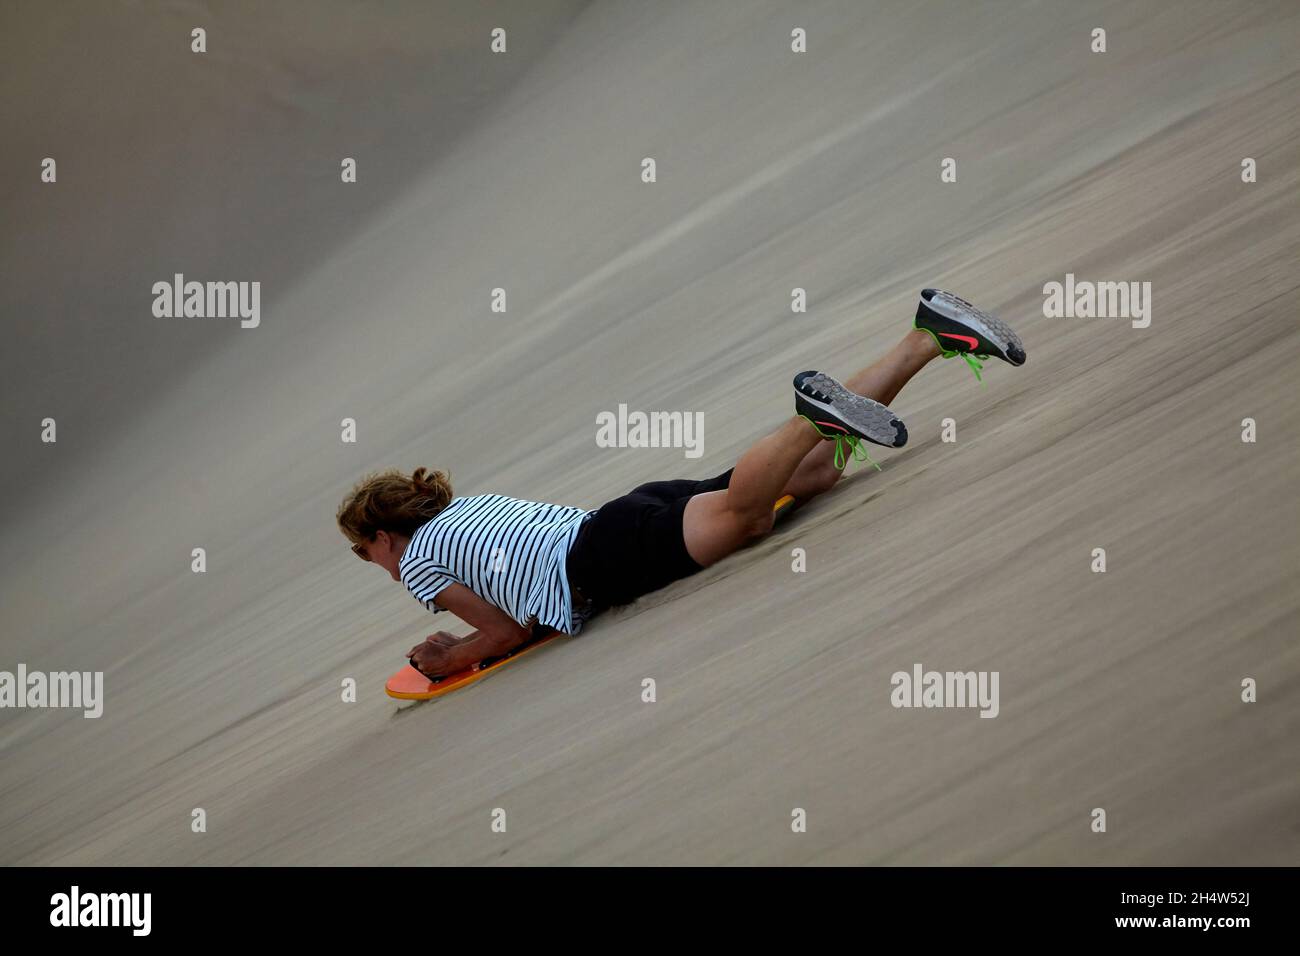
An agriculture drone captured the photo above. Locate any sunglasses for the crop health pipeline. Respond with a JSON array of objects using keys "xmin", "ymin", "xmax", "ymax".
[{"xmin": 351, "ymin": 535, "xmax": 375, "ymax": 561}]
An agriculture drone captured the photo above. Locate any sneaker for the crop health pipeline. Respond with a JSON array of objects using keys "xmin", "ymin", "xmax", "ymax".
[
  {"xmin": 914, "ymin": 288, "xmax": 1026, "ymax": 382},
  {"xmin": 794, "ymin": 370, "xmax": 907, "ymax": 469}
]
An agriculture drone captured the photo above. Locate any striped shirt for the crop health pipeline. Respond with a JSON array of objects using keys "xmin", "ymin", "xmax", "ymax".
[{"xmin": 399, "ymin": 494, "xmax": 596, "ymax": 635}]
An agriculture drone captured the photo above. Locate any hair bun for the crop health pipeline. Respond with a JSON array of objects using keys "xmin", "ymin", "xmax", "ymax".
[{"xmin": 411, "ymin": 467, "xmax": 452, "ymax": 508}]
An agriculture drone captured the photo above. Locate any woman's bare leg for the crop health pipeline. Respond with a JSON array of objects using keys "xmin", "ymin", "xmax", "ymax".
[
  {"xmin": 682, "ymin": 328, "xmax": 941, "ymax": 567},
  {"xmin": 782, "ymin": 328, "xmax": 940, "ymax": 499},
  {"xmin": 682, "ymin": 417, "xmax": 823, "ymax": 566}
]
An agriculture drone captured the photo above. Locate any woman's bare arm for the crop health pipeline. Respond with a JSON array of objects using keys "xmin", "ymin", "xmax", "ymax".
[{"xmin": 406, "ymin": 583, "xmax": 535, "ymax": 676}]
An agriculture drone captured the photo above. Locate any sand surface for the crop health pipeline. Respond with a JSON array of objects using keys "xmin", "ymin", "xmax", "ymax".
[{"xmin": 1, "ymin": 0, "xmax": 1297, "ymax": 864}]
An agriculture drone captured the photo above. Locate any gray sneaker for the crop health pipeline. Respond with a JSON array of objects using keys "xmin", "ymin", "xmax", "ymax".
[{"xmin": 793, "ymin": 370, "xmax": 907, "ymax": 449}]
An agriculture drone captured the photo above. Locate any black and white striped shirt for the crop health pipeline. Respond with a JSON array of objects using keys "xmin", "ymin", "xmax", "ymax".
[{"xmin": 399, "ymin": 494, "xmax": 596, "ymax": 635}]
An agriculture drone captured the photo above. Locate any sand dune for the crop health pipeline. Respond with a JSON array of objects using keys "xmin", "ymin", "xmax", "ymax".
[{"xmin": 1, "ymin": 0, "xmax": 1297, "ymax": 864}]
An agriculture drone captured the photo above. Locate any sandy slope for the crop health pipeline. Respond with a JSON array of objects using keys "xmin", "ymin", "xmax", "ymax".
[{"xmin": 1, "ymin": 0, "xmax": 1297, "ymax": 865}]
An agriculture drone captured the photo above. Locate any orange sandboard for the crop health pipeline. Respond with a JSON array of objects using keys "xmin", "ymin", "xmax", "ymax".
[
  {"xmin": 386, "ymin": 496, "xmax": 802, "ymax": 701},
  {"xmin": 386, "ymin": 630, "xmax": 560, "ymax": 700},
  {"xmin": 772, "ymin": 493, "xmax": 798, "ymax": 524}
]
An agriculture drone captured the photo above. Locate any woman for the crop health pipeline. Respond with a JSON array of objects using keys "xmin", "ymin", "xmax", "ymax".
[{"xmin": 337, "ymin": 289, "xmax": 1025, "ymax": 679}]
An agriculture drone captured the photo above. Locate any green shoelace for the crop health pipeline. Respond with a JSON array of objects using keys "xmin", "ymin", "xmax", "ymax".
[
  {"xmin": 798, "ymin": 415, "xmax": 882, "ymax": 472},
  {"xmin": 915, "ymin": 324, "xmax": 988, "ymax": 384}
]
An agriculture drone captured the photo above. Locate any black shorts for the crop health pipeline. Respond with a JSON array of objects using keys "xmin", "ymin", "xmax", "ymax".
[{"xmin": 565, "ymin": 468, "xmax": 734, "ymax": 609}]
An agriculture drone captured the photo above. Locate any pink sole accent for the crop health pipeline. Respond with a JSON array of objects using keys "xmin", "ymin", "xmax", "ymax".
[{"xmin": 939, "ymin": 332, "xmax": 980, "ymax": 350}]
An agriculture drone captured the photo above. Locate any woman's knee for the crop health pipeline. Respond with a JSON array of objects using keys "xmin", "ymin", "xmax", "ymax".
[
  {"xmin": 738, "ymin": 504, "xmax": 775, "ymax": 540},
  {"xmin": 682, "ymin": 492, "xmax": 770, "ymax": 566}
]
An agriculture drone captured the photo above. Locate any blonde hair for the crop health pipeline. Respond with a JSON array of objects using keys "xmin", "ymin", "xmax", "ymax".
[{"xmin": 336, "ymin": 467, "xmax": 453, "ymax": 543}]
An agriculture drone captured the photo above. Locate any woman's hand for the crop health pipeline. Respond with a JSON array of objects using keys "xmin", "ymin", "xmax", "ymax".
[
  {"xmin": 406, "ymin": 635, "xmax": 461, "ymax": 678},
  {"xmin": 406, "ymin": 626, "xmax": 531, "ymax": 679}
]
